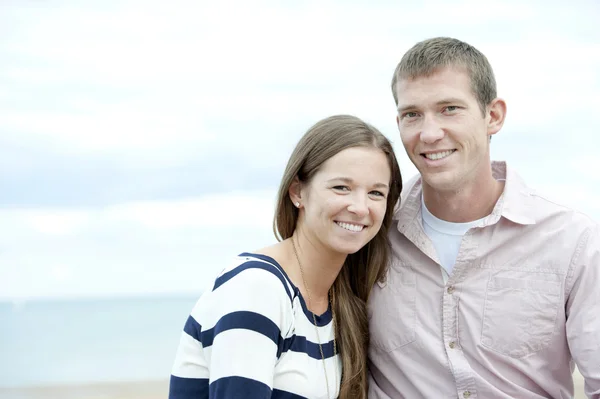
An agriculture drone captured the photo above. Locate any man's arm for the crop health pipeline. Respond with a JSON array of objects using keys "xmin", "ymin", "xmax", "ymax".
[{"xmin": 566, "ymin": 223, "xmax": 600, "ymax": 398}]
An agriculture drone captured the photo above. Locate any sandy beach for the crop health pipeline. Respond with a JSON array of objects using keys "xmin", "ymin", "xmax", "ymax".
[
  {"xmin": 0, "ymin": 371, "xmax": 586, "ymax": 399},
  {"xmin": 0, "ymin": 380, "xmax": 168, "ymax": 399}
]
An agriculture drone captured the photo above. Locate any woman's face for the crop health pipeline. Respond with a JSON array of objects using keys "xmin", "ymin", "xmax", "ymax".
[{"xmin": 293, "ymin": 146, "xmax": 391, "ymax": 256}]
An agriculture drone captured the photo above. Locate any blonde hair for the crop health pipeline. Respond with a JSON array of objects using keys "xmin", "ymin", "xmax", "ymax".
[{"xmin": 273, "ymin": 115, "xmax": 402, "ymax": 398}]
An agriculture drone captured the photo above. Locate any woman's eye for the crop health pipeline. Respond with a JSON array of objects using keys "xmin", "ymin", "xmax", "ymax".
[{"xmin": 332, "ymin": 186, "xmax": 350, "ymax": 191}]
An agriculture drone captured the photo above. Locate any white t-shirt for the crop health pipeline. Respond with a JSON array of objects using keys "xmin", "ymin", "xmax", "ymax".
[{"xmin": 421, "ymin": 196, "xmax": 485, "ymax": 276}]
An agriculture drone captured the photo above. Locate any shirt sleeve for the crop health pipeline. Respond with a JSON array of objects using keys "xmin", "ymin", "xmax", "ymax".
[
  {"xmin": 566, "ymin": 223, "xmax": 600, "ymax": 398},
  {"xmin": 169, "ymin": 263, "xmax": 292, "ymax": 399}
]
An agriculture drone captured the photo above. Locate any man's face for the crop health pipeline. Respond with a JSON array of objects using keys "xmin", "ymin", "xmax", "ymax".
[{"xmin": 394, "ymin": 67, "xmax": 493, "ymax": 193}]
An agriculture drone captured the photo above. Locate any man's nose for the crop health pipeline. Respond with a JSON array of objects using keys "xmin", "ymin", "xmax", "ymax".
[{"xmin": 420, "ymin": 114, "xmax": 444, "ymax": 143}]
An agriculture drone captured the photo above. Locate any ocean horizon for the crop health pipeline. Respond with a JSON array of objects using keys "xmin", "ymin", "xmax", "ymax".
[
  {"xmin": 0, "ymin": 293, "xmax": 201, "ymax": 388},
  {"xmin": 0, "ymin": 291, "xmax": 589, "ymax": 399}
]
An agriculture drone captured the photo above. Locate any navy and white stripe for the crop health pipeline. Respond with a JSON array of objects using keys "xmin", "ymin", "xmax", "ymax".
[{"xmin": 169, "ymin": 253, "xmax": 341, "ymax": 399}]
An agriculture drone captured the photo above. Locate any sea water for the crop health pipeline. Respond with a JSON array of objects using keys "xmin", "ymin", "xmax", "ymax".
[{"xmin": 0, "ymin": 294, "xmax": 200, "ymax": 388}]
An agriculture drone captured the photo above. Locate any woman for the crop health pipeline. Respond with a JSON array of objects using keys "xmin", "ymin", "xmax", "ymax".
[{"xmin": 169, "ymin": 115, "xmax": 402, "ymax": 399}]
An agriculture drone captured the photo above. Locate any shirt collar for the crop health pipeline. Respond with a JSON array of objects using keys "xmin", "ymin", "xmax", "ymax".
[{"xmin": 394, "ymin": 161, "xmax": 536, "ymax": 234}]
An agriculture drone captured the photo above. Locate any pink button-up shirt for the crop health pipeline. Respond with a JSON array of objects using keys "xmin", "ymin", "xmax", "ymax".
[{"xmin": 368, "ymin": 161, "xmax": 600, "ymax": 399}]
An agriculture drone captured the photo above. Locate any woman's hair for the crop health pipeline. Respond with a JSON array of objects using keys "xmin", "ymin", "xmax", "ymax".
[{"xmin": 273, "ymin": 114, "xmax": 403, "ymax": 398}]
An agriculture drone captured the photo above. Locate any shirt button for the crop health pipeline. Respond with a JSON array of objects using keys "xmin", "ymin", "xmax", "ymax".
[
  {"xmin": 463, "ymin": 391, "xmax": 471, "ymax": 398},
  {"xmin": 447, "ymin": 286, "xmax": 455, "ymax": 294},
  {"xmin": 449, "ymin": 341, "xmax": 456, "ymax": 349}
]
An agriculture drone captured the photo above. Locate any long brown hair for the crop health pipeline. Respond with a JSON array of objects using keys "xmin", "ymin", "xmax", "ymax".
[{"xmin": 273, "ymin": 115, "xmax": 402, "ymax": 398}]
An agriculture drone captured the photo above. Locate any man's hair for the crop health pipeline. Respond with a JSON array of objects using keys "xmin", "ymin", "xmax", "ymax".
[{"xmin": 391, "ymin": 37, "xmax": 497, "ymax": 115}]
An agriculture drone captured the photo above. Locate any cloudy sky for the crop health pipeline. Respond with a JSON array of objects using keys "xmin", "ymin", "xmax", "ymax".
[{"xmin": 1, "ymin": 0, "xmax": 599, "ymax": 300}]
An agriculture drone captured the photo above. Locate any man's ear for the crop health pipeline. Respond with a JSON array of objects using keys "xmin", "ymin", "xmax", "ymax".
[
  {"xmin": 487, "ymin": 97, "xmax": 507, "ymax": 138},
  {"xmin": 288, "ymin": 176, "xmax": 303, "ymax": 208}
]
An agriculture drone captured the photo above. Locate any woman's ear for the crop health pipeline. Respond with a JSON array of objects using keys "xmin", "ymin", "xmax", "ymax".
[{"xmin": 288, "ymin": 176, "xmax": 302, "ymax": 208}]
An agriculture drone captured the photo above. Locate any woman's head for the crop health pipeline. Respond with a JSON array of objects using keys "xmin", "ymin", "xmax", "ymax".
[
  {"xmin": 273, "ymin": 114, "xmax": 402, "ymax": 398},
  {"xmin": 274, "ymin": 114, "xmax": 402, "ymax": 252}
]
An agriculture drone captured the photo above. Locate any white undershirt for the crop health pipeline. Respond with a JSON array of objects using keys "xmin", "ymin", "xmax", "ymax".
[{"xmin": 421, "ymin": 195, "xmax": 485, "ymax": 276}]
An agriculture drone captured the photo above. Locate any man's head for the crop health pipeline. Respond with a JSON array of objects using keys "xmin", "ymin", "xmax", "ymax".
[
  {"xmin": 391, "ymin": 37, "xmax": 506, "ymax": 193},
  {"xmin": 391, "ymin": 37, "xmax": 497, "ymax": 116}
]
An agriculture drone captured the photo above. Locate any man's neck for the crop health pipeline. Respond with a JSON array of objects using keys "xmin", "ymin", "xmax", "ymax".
[{"xmin": 422, "ymin": 174, "xmax": 504, "ymax": 223}]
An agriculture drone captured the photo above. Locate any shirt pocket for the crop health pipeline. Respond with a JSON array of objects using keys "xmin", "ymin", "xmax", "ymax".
[
  {"xmin": 368, "ymin": 261, "xmax": 417, "ymax": 352},
  {"xmin": 480, "ymin": 273, "xmax": 561, "ymax": 358}
]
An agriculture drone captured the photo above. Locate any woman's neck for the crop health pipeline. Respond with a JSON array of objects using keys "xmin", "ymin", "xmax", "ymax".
[{"xmin": 288, "ymin": 233, "xmax": 345, "ymax": 312}]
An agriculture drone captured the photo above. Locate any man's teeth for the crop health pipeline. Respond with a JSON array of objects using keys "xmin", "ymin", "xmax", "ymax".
[
  {"xmin": 425, "ymin": 150, "xmax": 454, "ymax": 160},
  {"xmin": 336, "ymin": 222, "xmax": 364, "ymax": 232}
]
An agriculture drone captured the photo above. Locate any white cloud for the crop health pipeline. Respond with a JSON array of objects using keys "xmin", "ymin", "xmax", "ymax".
[
  {"xmin": 570, "ymin": 156, "xmax": 600, "ymax": 184},
  {"xmin": 0, "ymin": 190, "xmax": 278, "ymax": 299},
  {"xmin": 3, "ymin": 0, "xmax": 597, "ymax": 148},
  {"xmin": 0, "ymin": 0, "xmax": 599, "ymax": 299},
  {"xmin": 106, "ymin": 190, "xmax": 277, "ymax": 229},
  {"xmin": 0, "ymin": 109, "xmax": 213, "ymax": 151},
  {"xmin": 22, "ymin": 210, "xmax": 91, "ymax": 236}
]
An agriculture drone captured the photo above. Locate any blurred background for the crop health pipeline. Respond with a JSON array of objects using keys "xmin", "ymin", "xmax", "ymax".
[{"xmin": 1, "ymin": 0, "xmax": 598, "ymax": 398}]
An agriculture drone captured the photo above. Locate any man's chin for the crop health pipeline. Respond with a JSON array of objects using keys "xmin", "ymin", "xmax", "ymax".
[{"xmin": 420, "ymin": 172, "xmax": 458, "ymax": 192}]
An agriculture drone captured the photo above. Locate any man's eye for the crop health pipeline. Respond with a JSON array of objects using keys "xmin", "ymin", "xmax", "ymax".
[{"xmin": 404, "ymin": 112, "xmax": 418, "ymax": 118}]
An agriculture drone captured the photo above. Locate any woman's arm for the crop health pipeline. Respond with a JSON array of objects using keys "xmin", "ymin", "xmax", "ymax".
[{"xmin": 169, "ymin": 261, "xmax": 292, "ymax": 399}]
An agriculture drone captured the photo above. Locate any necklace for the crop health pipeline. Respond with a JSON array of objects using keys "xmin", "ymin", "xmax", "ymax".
[{"xmin": 291, "ymin": 237, "xmax": 338, "ymax": 399}]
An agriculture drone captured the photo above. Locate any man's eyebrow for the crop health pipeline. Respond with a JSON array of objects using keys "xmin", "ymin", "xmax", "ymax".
[
  {"xmin": 436, "ymin": 98, "xmax": 466, "ymax": 106},
  {"xmin": 397, "ymin": 104, "xmax": 417, "ymax": 114},
  {"xmin": 327, "ymin": 177, "xmax": 389, "ymax": 189}
]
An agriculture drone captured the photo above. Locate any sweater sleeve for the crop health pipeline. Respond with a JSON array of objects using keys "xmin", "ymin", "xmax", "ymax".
[{"xmin": 169, "ymin": 261, "xmax": 293, "ymax": 399}]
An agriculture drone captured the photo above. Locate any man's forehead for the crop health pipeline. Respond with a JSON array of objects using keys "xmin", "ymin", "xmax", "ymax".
[
  {"xmin": 395, "ymin": 68, "xmax": 472, "ymax": 104},
  {"xmin": 397, "ymin": 63, "xmax": 469, "ymax": 81},
  {"xmin": 397, "ymin": 65, "xmax": 469, "ymax": 86}
]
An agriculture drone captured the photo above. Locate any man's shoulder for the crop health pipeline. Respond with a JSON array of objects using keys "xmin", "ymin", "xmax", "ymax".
[
  {"xmin": 522, "ymin": 183, "xmax": 596, "ymax": 225},
  {"xmin": 501, "ymin": 163, "xmax": 598, "ymax": 230}
]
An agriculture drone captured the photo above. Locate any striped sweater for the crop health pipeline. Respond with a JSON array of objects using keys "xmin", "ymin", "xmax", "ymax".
[{"xmin": 169, "ymin": 252, "xmax": 341, "ymax": 399}]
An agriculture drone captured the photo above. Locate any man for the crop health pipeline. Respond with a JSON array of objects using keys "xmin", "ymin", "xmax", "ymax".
[{"xmin": 368, "ymin": 37, "xmax": 600, "ymax": 399}]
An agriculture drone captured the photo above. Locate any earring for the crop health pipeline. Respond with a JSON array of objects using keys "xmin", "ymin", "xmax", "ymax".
[{"xmin": 294, "ymin": 202, "xmax": 300, "ymax": 208}]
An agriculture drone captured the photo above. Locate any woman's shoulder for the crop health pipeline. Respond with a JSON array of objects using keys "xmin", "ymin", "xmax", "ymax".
[
  {"xmin": 209, "ymin": 252, "xmax": 297, "ymax": 305},
  {"xmin": 191, "ymin": 252, "xmax": 299, "ymax": 336}
]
